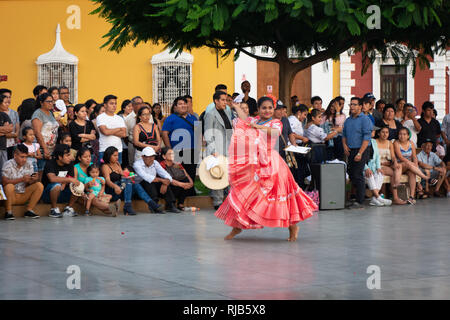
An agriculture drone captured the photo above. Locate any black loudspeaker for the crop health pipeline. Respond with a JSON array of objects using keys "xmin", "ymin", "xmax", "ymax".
[{"xmin": 310, "ymin": 163, "xmax": 346, "ymax": 210}]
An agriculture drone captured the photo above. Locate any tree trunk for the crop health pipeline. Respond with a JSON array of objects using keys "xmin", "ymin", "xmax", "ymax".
[{"xmin": 278, "ymin": 57, "xmax": 296, "ymax": 112}]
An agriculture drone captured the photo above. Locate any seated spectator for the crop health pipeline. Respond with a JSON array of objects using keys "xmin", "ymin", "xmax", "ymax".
[
  {"xmin": 42, "ymin": 144, "xmax": 81, "ymax": 218},
  {"xmin": 305, "ymin": 109, "xmax": 340, "ymax": 163},
  {"xmin": 97, "ymin": 95, "xmax": 127, "ymax": 164},
  {"xmin": 22, "ymin": 127, "xmax": 43, "ymax": 180},
  {"xmin": 160, "ymin": 147, "xmax": 195, "ymax": 211},
  {"xmin": 288, "ymin": 104, "xmax": 309, "ymax": 145},
  {"xmin": 133, "ymin": 147, "xmax": 181, "ymax": 213},
  {"xmin": 443, "ymin": 149, "xmax": 450, "ymax": 197},
  {"xmin": 84, "ymin": 164, "xmax": 116, "ymax": 217},
  {"xmin": 32, "ymin": 93, "xmax": 59, "ymax": 162},
  {"xmin": 375, "ymin": 126, "xmax": 406, "ymax": 204},
  {"xmin": 417, "ymin": 101, "xmax": 448, "ymax": 151},
  {"xmin": 401, "ymin": 104, "xmax": 421, "ymax": 147},
  {"xmin": 101, "ymin": 146, "xmax": 158, "ymax": 215},
  {"xmin": 375, "ymin": 104, "xmax": 403, "ymax": 140},
  {"xmin": 18, "ymin": 98, "xmax": 37, "ymax": 141},
  {"xmin": 394, "ymin": 128, "xmax": 430, "ymax": 204},
  {"xmin": 373, "ymin": 99, "xmax": 386, "ymax": 123},
  {"xmin": 2, "ymin": 144, "xmax": 43, "ymax": 220},
  {"xmin": 417, "ymin": 139, "xmax": 447, "ymax": 197},
  {"xmin": 74, "ymin": 147, "xmax": 92, "ymax": 184},
  {"xmin": 0, "ymin": 94, "xmax": 13, "ymax": 176},
  {"xmin": 133, "ymin": 105, "xmax": 161, "ymax": 162},
  {"xmin": 395, "ymin": 98, "xmax": 406, "ymax": 121},
  {"xmin": 69, "ymin": 104, "xmax": 96, "ymax": 160},
  {"xmin": 364, "ymin": 137, "xmax": 392, "ymax": 206}
]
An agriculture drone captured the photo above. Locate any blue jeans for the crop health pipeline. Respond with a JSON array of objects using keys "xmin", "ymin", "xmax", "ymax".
[
  {"xmin": 99, "ymin": 152, "xmax": 122, "ymax": 165},
  {"xmin": 106, "ymin": 178, "xmax": 152, "ymax": 203},
  {"xmin": 42, "ymin": 183, "xmax": 72, "ymax": 204}
]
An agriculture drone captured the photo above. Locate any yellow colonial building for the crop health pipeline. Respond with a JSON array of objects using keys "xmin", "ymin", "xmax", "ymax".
[{"xmin": 0, "ymin": 0, "xmax": 235, "ymax": 115}]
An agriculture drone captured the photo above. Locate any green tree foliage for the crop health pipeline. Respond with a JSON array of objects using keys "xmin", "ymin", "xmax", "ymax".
[{"xmin": 92, "ymin": 0, "xmax": 449, "ymax": 102}]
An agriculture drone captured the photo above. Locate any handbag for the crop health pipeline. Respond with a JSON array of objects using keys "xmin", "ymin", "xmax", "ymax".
[{"xmin": 279, "ymin": 133, "xmax": 298, "ymax": 169}]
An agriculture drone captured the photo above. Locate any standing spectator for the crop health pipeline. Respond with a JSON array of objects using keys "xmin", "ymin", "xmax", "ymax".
[
  {"xmin": 133, "ymin": 105, "xmax": 161, "ymax": 162},
  {"xmin": 373, "ymin": 99, "xmax": 386, "ymax": 123},
  {"xmin": 375, "ymin": 125, "xmax": 406, "ymax": 204},
  {"xmin": 311, "ymin": 96, "xmax": 323, "ymax": 111},
  {"xmin": 32, "ymin": 85, "xmax": 48, "ymax": 103},
  {"xmin": 417, "ymin": 101, "xmax": 448, "ymax": 151},
  {"xmin": 205, "ymin": 84, "xmax": 232, "ymax": 115},
  {"xmin": 96, "ymin": 95, "xmax": 127, "ymax": 164},
  {"xmin": 401, "ymin": 104, "xmax": 421, "ymax": 147},
  {"xmin": 42, "ymin": 144, "xmax": 81, "ymax": 218},
  {"xmin": 241, "ymin": 81, "xmax": 258, "ymax": 117},
  {"xmin": 160, "ymin": 147, "xmax": 195, "ymax": 211},
  {"xmin": 32, "ymin": 93, "xmax": 59, "ymax": 162},
  {"xmin": 2, "ymin": 144, "xmax": 43, "ymax": 220},
  {"xmin": 117, "ymin": 99, "xmax": 133, "ymax": 168},
  {"xmin": 395, "ymin": 98, "xmax": 406, "ymax": 121},
  {"xmin": 151, "ymin": 103, "xmax": 165, "ymax": 132},
  {"xmin": 124, "ymin": 96, "xmax": 150, "ymax": 166},
  {"xmin": 375, "ymin": 104, "xmax": 403, "ymax": 141},
  {"xmin": 85, "ymin": 99, "xmax": 97, "ymax": 119},
  {"xmin": 58, "ymin": 86, "xmax": 72, "ymax": 108},
  {"xmin": 162, "ymin": 96, "xmax": 198, "ymax": 195},
  {"xmin": 89, "ymin": 103, "xmax": 104, "ymax": 164},
  {"xmin": 18, "ymin": 98, "xmax": 36, "ymax": 141},
  {"xmin": 204, "ymin": 91, "xmax": 233, "ymax": 209},
  {"xmin": 22, "ymin": 127, "xmax": 43, "ymax": 180},
  {"xmin": 185, "ymin": 95, "xmax": 199, "ymax": 120},
  {"xmin": 48, "ymin": 87, "xmax": 59, "ymax": 102},
  {"xmin": 102, "ymin": 146, "xmax": 156, "ymax": 215},
  {"xmin": 133, "ymin": 147, "xmax": 180, "ymax": 213},
  {"xmin": 69, "ymin": 104, "xmax": 96, "ymax": 157},
  {"xmin": 362, "ymin": 96, "xmax": 375, "ymax": 124},
  {"xmin": 363, "ymin": 93, "xmax": 376, "ymax": 120},
  {"xmin": 0, "ymin": 95, "xmax": 13, "ymax": 177},
  {"xmin": 66, "ymin": 105, "xmax": 75, "ymax": 125},
  {"xmin": 442, "ymin": 111, "xmax": 450, "ymax": 148},
  {"xmin": 394, "ymin": 127, "xmax": 430, "ymax": 204},
  {"xmin": 417, "ymin": 139, "xmax": 447, "ymax": 197},
  {"xmin": 342, "ymin": 97, "xmax": 373, "ymax": 208},
  {"xmin": 0, "ymin": 89, "xmax": 19, "ymax": 159},
  {"xmin": 443, "ymin": 149, "xmax": 450, "ymax": 197},
  {"xmin": 290, "ymin": 95, "xmax": 300, "ymax": 109}
]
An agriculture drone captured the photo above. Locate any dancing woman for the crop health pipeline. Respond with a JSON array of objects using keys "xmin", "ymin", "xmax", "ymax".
[{"xmin": 215, "ymin": 97, "xmax": 318, "ymax": 241}]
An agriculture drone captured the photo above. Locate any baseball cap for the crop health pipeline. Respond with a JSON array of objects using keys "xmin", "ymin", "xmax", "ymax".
[
  {"xmin": 363, "ymin": 93, "xmax": 376, "ymax": 100},
  {"xmin": 142, "ymin": 147, "xmax": 156, "ymax": 157},
  {"xmin": 275, "ymin": 100, "xmax": 287, "ymax": 110}
]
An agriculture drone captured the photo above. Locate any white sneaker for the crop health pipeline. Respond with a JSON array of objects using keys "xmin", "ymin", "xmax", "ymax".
[
  {"xmin": 63, "ymin": 206, "xmax": 78, "ymax": 217},
  {"xmin": 369, "ymin": 197, "xmax": 384, "ymax": 206},
  {"xmin": 378, "ymin": 197, "xmax": 392, "ymax": 206}
]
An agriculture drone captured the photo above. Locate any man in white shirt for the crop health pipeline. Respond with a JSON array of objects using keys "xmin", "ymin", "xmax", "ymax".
[
  {"xmin": 133, "ymin": 147, "xmax": 181, "ymax": 213},
  {"xmin": 288, "ymin": 104, "xmax": 309, "ymax": 145},
  {"xmin": 97, "ymin": 94, "xmax": 127, "ymax": 164}
]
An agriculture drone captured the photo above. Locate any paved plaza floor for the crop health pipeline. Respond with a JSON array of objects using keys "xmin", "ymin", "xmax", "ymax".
[{"xmin": 0, "ymin": 198, "xmax": 449, "ymax": 300}]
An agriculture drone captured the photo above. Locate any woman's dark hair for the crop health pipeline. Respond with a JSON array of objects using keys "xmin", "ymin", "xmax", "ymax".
[
  {"xmin": 152, "ymin": 103, "xmax": 163, "ymax": 121},
  {"xmin": 398, "ymin": 127, "xmax": 410, "ymax": 138},
  {"xmin": 21, "ymin": 126, "xmax": 33, "ymax": 138},
  {"xmin": 257, "ymin": 96, "xmax": 274, "ymax": 108},
  {"xmin": 307, "ymin": 108, "xmax": 322, "ymax": 123},
  {"xmin": 57, "ymin": 132, "xmax": 71, "ymax": 144},
  {"xmin": 161, "ymin": 147, "xmax": 171, "ymax": 156},
  {"xmin": 48, "ymin": 86, "xmax": 59, "ymax": 96},
  {"xmin": 18, "ymin": 98, "xmax": 37, "ymax": 123},
  {"xmin": 383, "ymin": 104, "xmax": 396, "ymax": 115},
  {"xmin": 90, "ymin": 103, "xmax": 104, "ymax": 121},
  {"xmin": 395, "ymin": 98, "xmax": 405, "ymax": 105},
  {"xmin": 118, "ymin": 99, "xmax": 131, "ymax": 116},
  {"xmin": 323, "ymin": 98, "xmax": 337, "ymax": 125},
  {"xmin": 0, "ymin": 95, "xmax": 7, "ymax": 105},
  {"xmin": 85, "ymin": 99, "xmax": 97, "ymax": 110},
  {"xmin": 87, "ymin": 163, "xmax": 100, "ymax": 176},
  {"xmin": 73, "ymin": 104, "xmax": 86, "ymax": 119},
  {"xmin": 37, "ymin": 93, "xmax": 52, "ymax": 107},
  {"xmin": 75, "ymin": 146, "xmax": 92, "ymax": 164},
  {"xmin": 136, "ymin": 105, "xmax": 151, "ymax": 124},
  {"xmin": 374, "ymin": 123, "xmax": 389, "ymax": 139},
  {"xmin": 102, "ymin": 146, "xmax": 119, "ymax": 164}
]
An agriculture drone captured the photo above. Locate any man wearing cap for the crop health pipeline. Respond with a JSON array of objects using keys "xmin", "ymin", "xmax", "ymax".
[
  {"xmin": 2, "ymin": 144, "xmax": 43, "ymax": 220},
  {"xmin": 133, "ymin": 147, "xmax": 181, "ymax": 213},
  {"xmin": 417, "ymin": 139, "xmax": 447, "ymax": 197},
  {"xmin": 204, "ymin": 91, "xmax": 233, "ymax": 209}
]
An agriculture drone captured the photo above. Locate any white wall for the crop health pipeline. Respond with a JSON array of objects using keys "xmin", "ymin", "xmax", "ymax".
[
  {"xmin": 311, "ymin": 59, "xmax": 334, "ymax": 106},
  {"xmin": 234, "ymin": 51, "xmax": 258, "ymax": 98}
]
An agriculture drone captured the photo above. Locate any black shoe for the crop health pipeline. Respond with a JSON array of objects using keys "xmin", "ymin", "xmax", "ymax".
[
  {"xmin": 123, "ymin": 202, "xmax": 137, "ymax": 215},
  {"xmin": 24, "ymin": 211, "xmax": 39, "ymax": 219},
  {"xmin": 346, "ymin": 202, "xmax": 364, "ymax": 209},
  {"xmin": 49, "ymin": 208, "xmax": 63, "ymax": 218},
  {"xmin": 167, "ymin": 206, "xmax": 181, "ymax": 213},
  {"xmin": 214, "ymin": 205, "xmax": 220, "ymax": 210},
  {"xmin": 4, "ymin": 212, "xmax": 15, "ymax": 220},
  {"xmin": 153, "ymin": 205, "xmax": 165, "ymax": 214}
]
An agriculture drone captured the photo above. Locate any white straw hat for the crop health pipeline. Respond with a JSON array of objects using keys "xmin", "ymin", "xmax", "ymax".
[{"xmin": 198, "ymin": 155, "xmax": 229, "ymax": 190}]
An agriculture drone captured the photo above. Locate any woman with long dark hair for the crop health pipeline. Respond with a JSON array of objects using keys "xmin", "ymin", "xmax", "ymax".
[
  {"xmin": 215, "ymin": 97, "xmax": 318, "ymax": 241},
  {"xmin": 118, "ymin": 99, "xmax": 133, "ymax": 167},
  {"xmin": 133, "ymin": 105, "xmax": 161, "ymax": 162},
  {"xmin": 152, "ymin": 103, "xmax": 165, "ymax": 131},
  {"xmin": 69, "ymin": 104, "xmax": 96, "ymax": 160}
]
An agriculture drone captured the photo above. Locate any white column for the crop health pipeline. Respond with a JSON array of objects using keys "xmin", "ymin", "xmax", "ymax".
[
  {"xmin": 430, "ymin": 53, "xmax": 447, "ymax": 121},
  {"xmin": 311, "ymin": 59, "xmax": 333, "ymax": 106},
  {"xmin": 339, "ymin": 51, "xmax": 355, "ymax": 115},
  {"xmin": 234, "ymin": 51, "xmax": 257, "ymax": 97}
]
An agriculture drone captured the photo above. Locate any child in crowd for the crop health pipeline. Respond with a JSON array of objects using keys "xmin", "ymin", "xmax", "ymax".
[
  {"xmin": 84, "ymin": 164, "xmax": 114, "ymax": 216},
  {"xmin": 22, "ymin": 127, "xmax": 43, "ymax": 180},
  {"xmin": 57, "ymin": 132, "xmax": 76, "ymax": 160}
]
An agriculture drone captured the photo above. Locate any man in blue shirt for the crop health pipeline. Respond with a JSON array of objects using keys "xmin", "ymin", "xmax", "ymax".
[{"xmin": 343, "ymin": 97, "xmax": 373, "ymax": 208}]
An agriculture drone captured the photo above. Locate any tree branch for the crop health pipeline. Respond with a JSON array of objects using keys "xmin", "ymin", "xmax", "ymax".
[{"xmin": 239, "ymin": 48, "xmax": 277, "ymax": 62}]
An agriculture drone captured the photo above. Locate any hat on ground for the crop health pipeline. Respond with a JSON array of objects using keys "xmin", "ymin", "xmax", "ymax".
[
  {"xmin": 363, "ymin": 93, "xmax": 376, "ymax": 100},
  {"xmin": 142, "ymin": 147, "xmax": 156, "ymax": 157},
  {"xmin": 199, "ymin": 155, "xmax": 229, "ymax": 190},
  {"xmin": 69, "ymin": 182, "xmax": 85, "ymax": 197}
]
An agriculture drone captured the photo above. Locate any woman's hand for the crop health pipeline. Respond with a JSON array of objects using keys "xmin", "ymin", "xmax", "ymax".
[
  {"xmin": 365, "ymin": 168, "xmax": 373, "ymax": 178},
  {"xmin": 114, "ymin": 185, "xmax": 122, "ymax": 195}
]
